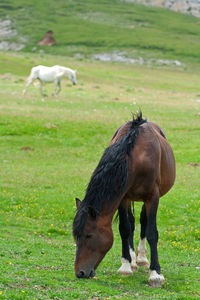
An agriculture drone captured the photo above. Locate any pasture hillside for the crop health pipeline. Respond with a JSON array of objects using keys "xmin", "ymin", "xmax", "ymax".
[
  {"xmin": 0, "ymin": 51, "xmax": 199, "ymax": 299},
  {"xmin": 1, "ymin": 0, "xmax": 200, "ymax": 67}
]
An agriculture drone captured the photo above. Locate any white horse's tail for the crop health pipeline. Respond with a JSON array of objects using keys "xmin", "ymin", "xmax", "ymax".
[{"xmin": 23, "ymin": 66, "xmax": 39, "ymax": 95}]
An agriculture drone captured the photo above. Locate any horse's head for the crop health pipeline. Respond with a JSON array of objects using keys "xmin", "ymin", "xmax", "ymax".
[
  {"xmin": 68, "ymin": 70, "xmax": 77, "ymax": 85},
  {"xmin": 73, "ymin": 198, "xmax": 113, "ymax": 278}
]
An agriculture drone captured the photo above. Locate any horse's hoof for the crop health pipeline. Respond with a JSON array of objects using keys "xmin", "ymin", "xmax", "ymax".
[
  {"xmin": 131, "ymin": 264, "xmax": 138, "ymax": 272},
  {"xmin": 136, "ymin": 255, "xmax": 150, "ymax": 268},
  {"xmin": 149, "ymin": 270, "xmax": 165, "ymax": 288},
  {"xmin": 118, "ymin": 269, "xmax": 133, "ymax": 276},
  {"xmin": 137, "ymin": 260, "xmax": 150, "ymax": 268},
  {"xmin": 118, "ymin": 258, "xmax": 133, "ymax": 276},
  {"xmin": 130, "ymin": 249, "xmax": 138, "ymax": 272}
]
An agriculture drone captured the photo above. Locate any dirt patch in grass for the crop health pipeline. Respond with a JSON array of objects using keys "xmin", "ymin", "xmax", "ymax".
[
  {"xmin": 21, "ymin": 147, "xmax": 34, "ymax": 151},
  {"xmin": 187, "ymin": 162, "xmax": 200, "ymax": 167}
]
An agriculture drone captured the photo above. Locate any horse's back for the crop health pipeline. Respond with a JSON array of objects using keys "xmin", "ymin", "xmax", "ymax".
[
  {"xmin": 31, "ymin": 65, "xmax": 46, "ymax": 72},
  {"xmin": 53, "ymin": 65, "xmax": 74, "ymax": 74},
  {"xmin": 31, "ymin": 65, "xmax": 58, "ymax": 81},
  {"xmin": 30, "ymin": 65, "xmax": 49, "ymax": 76},
  {"xmin": 110, "ymin": 121, "xmax": 175, "ymax": 200}
]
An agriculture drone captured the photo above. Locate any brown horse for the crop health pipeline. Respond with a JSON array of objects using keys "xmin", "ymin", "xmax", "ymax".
[{"xmin": 73, "ymin": 112, "xmax": 175, "ymax": 287}]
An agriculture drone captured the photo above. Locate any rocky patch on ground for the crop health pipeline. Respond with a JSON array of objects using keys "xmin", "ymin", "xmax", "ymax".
[
  {"xmin": 122, "ymin": 0, "xmax": 200, "ymax": 18},
  {"xmin": 0, "ymin": 19, "xmax": 25, "ymax": 51},
  {"xmin": 92, "ymin": 52, "xmax": 184, "ymax": 67}
]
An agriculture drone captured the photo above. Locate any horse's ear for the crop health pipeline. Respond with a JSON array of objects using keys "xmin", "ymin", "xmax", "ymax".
[
  {"xmin": 75, "ymin": 198, "xmax": 81, "ymax": 209},
  {"xmin": 88, "ymin": 206, "xmax": 97, "ymax": 220}
]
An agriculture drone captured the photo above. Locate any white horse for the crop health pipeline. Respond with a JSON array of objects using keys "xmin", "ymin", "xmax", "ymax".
[{"xmin": 23, "ymin": 65, "xmax": 77, "ymax": 96}]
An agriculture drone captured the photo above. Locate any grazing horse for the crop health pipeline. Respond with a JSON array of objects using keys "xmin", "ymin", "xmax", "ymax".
[
  {"xmin": 73, "ymin": 112, "xmax": 175, "ymax": 287},
  {"xmin": 23, "ymin": 65, "xmax": 77, "ymax": 96}
]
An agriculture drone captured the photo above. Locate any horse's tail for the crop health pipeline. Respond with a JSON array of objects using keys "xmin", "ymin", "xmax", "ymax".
[
  {"xmin": 122, "ymin": 111, "xmax": 147, "ymax": 156},
  {"xmin": 85, "ymin": 111, "xmax": 147, "ymax": 213},
  {"xmin": 27, "ymin": 66, "xmax": 41, "ymax": 81}
]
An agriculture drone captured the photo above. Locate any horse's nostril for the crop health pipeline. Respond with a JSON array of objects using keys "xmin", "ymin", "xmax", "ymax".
[
  {"xmin": 89, "ymin": 270, "xmax": 96, "ymax": 278},
  {"xmin": 77, "ymin": 270, "xmax": 85, "ymax": 278}
]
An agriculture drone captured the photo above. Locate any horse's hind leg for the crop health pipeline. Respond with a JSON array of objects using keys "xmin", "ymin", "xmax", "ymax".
[
  {"xmin": 145, "ymin": 191, "xmax": 165, "ymax": 287},
  {"xmin": 118, "ymin": 204, "xmax": 133, "ymax": 276},
  {"xmin": 128, "ymin": 203, "xmax": 138, "ymax": 272},
  {"xmin": 136, "ymin": 204, "xmax": 150, "ymax": 268}
]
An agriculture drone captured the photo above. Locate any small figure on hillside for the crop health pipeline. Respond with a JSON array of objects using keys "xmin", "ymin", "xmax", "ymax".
[{"xmin": 37, "ymin": 30, "xmax": 56, "ymax": 46}]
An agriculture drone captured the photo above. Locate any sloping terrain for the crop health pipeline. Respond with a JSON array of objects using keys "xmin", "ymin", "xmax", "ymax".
[
  {"xmin": 0, "ymin": 51, "xmax": 200, "ymax": 299},
  {"xmin": 0, "ymin": 1, "xmax": 200, "ymax": 299},
  {"xmin": 0, "ymin": 0, "xmax": 200, "ymax": 66},
  {"xmin": 125, "ymin": 0, "xmax": 200, "ymax": 18}
]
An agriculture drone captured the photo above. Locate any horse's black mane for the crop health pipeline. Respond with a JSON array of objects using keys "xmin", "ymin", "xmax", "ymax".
[{"xmin": 73, "ymin": 112, "xmax": 147, "ymax": 239}]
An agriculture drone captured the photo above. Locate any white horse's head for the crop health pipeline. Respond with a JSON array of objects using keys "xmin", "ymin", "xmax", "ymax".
[{"xmin": 68, "ymin": 70, "xmax": 77, "ymax": 85}]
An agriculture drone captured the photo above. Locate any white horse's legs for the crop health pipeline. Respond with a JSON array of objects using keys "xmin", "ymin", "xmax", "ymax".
[
  {"xmin": 23, "ymin": 77, "xmax": 35, "ymax": 95},
  {"xmin": 57, "ymin": 80, "xmax": 61, "ymax": 94},
  {"xmin": 39, "ymin": 80, "xmax": 45, "ymax": 95},
  {"xmin": 53, "ymin": 79, "xmax": 61, "ymax": 96},
  {"xmin": 53, "ymin": 80, "xmax": 58, "ymax": 96}
]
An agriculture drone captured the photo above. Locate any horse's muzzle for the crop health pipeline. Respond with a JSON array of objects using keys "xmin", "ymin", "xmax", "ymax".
[{"xmin": 76, "ymin": 269, "xmax": 96, "ymax": 279}]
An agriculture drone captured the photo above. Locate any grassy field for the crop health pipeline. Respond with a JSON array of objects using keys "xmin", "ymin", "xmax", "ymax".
[
  {"xmin": 1, "ymin": 0, "xmax": 200, "ymax": 66},
  {"xmin": 0, "ymin": 51, "xmax": 199, "ymax": 299}
]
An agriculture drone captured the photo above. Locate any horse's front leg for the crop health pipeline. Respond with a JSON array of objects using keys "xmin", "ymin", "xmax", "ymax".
[
  {"xmin": 145, "ymin": 191, "xmax": 165, "ymax": 288},
  {"xmin": 39, "ymin": 80, "xmax": 45, "ymax": 96},
  {"xmin": 53, "ymin": 79, "xmax": 59, "ymax": 96},
  {"xmin": 118, "ymin": 204, "xmax": 133, "ymax": 276},
  {"xmin": 57, "ymin": 80, "xmax": 61, "ymax": 94}
]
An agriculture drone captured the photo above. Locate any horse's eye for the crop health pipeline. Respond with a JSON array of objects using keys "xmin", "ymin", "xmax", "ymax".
[{"xmin": 86, "ymin": 234, "xmax": 92, "ymax": 239}]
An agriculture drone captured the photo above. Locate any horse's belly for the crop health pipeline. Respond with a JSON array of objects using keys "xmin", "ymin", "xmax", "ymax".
[
  {"xmin": 38, "ymin": 69, "xmax": 55, "ymax": 82},
  {"xmin": 39, "ymin": 74, "xmax": 54, "ymax": 81}
]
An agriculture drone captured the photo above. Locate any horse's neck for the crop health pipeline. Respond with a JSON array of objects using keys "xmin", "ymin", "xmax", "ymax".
[
  {"xmin": 58, "ymin": 66, "xmax": 71, "ymax": 73},
  {"xmin": 100, "ymin": 199, "xmax": 121, "ymax": 223},
  {"xmin": 62, "ymin": 68, "xmax": 72, "ymax": 77}
]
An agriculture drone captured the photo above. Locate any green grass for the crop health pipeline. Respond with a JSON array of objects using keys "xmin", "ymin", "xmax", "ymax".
[
  {"xmin": 0, "ymin": 51, "xmax": 199, "ymax": 299},
  {"xmin": 1, "ymin": 0, "xmax": 200, "ymax": 66}
]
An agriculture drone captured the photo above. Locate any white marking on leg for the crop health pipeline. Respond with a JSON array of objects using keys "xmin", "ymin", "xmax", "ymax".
[
  {"xmin": 136, "ymin": 238, "xmax": 150, "ymax": 268},
  {"xmin": 118, "ymin": 258, "xmax": 132, "ymax": 276},
  {"xmin": 129, "ymin": 248, "xmax": 138, "ymax": 272},
  {"xmin": 149, "ymin": 270, "xmax": 165, "ymax": 288}
]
